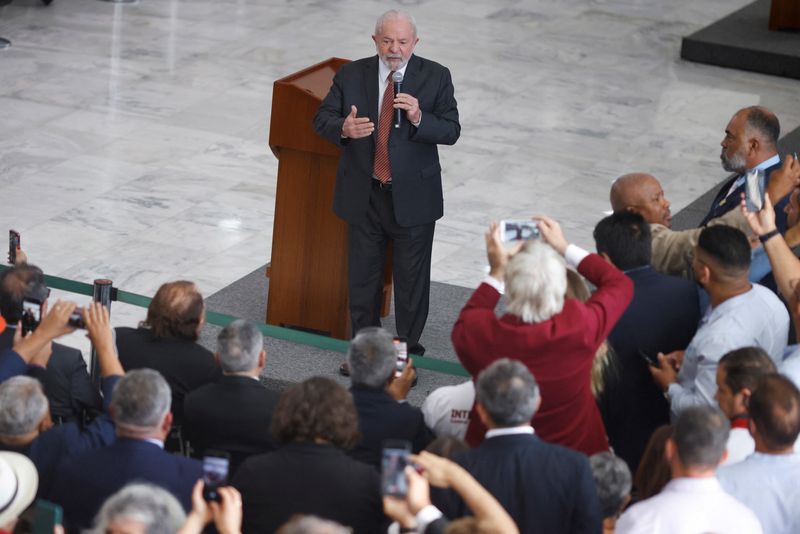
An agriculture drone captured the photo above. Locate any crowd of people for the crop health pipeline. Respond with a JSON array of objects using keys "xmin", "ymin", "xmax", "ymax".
[{"xmin": 1, "ymin": 6, "xmax": 800, "ymax": 531}]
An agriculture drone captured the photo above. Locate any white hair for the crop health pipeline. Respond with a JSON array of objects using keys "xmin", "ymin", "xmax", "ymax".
[
  {"xmin": 374, "ymin": 10, "xmax": 417, "ymax": 37},
  {"xmin": 505, "ymin": 241, "xmax": 566, "ymax": 323}
]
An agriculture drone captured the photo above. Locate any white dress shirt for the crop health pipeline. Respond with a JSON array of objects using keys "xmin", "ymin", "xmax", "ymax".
[
  {"xmin": 421, "ymin": 380, "xmax": 475, "ymax": 440},
  {"xmin": 718, "ymin": 452, "xmax": 800, "ymax": 534},
  {"xmin": 616, "ymin": 476, "xmax": 762, "ymax": 534},
  {"xmin": 667, "ymin": 284, "xmax": 788, "ymax": 415}
]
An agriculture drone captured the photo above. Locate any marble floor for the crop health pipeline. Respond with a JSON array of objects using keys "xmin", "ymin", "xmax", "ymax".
[{"xmin": 1, "ymin": 0, "xmax": 800, "ymax": 338}]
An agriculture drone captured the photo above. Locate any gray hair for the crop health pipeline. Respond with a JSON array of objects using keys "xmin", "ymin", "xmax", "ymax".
[
  {"xmin": 673, "ymin": 405, "xmax": 730, "ymax": 469},
  {"xmin": 111, "ymin": 369, "xmax": 171, "ymax": 430},
  {"xmin": 90, "ymin": 483, "xmax": 186, "ymax": 534},
  {"xmin": 347, "ymin": 327, "xmax": 396, "ymax": 388},
  {"xmin": 218, "ymin": 319, "xmax": 264, "ymax": 373},
  {"xmin": 475, "ymin": 359, "xmax": 540, "ymax": 427},
  {"xmin": 374, "ymin": 10, "xmax": 417, "ymax": 37},
  {"xmin": 277, "ymin": 515, "xmax": 352, "ymax": 534},
  {"xmin": 505, "ymin": 241, "xmax": 567, "ymax": 323},
  {"xmin": 0, "ymin": 377, "xmax": 48, "ymax": 436},
  {"xmin": 589, "ymin": 452, "xmax": 632, "ymax": 519}
]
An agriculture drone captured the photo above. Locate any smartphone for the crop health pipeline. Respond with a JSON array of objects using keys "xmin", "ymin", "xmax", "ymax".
[
  {"xmin": 393, "ymin": 336, "xmax": 408, "ymax": 378},
  {"xmin": 381, "ymin": 440, "xmax": 411, "ymax": 497},
  {"xmin": 68, "ymin": 308, "xmax": 86, "ymax": 329},
  {"xmin": 745, "ymin": 168, "xmax": 765, "ymax": 213},
  {"xmin": 21, "ymin": 298, "xmax": 43, "ymax": 335},
  {"xmin": 638, "ymin": 349, "xmax": 659, "ymax": 369},
  {"xmin": 8, "ymin": 230, "xmax": 19, "ymax": 265},
  {"xmin": 500, "ymin": 220, "xmax": 540, "ymax": 242},
  {"xmin": 31, "ymin": 499, "xmax": 63, "ymax": 534},
  {"xmin": 202, "ymin": 451, "xmax": 230, "ymax": 502}
]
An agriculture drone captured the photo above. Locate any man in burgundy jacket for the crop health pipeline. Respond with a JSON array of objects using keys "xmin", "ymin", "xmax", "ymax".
[{"xmin": 452, "ymin": 216, "xmax": 633, "ymax": 455}]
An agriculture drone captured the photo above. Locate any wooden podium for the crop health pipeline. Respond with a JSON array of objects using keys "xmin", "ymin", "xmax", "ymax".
[
  {"xmin": 770, "ymin": 0, "xmax": 800, "ymax": 30},
  {"xmin": 266, "ymin": 58, "xmax": 392, "ymax": 340}
]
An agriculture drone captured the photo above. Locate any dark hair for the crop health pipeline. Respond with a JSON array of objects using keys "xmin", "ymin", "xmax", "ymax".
[
  {"xmin": 672, "ymin": 405, "xmax": 729, "ymax": 469},
  {"xmin": 719, "ymin": 347, "xmax": 776, "ymax": 395},
  {"xmin": 271, "ymin": 377, "xmax": 360, "ymax": 450},
  {"xmin": 0, "ymin": 264, "xmax": 48, "ymax": 324},
  {"xmin": 697, "ymin": 226, "xmax": 750, "ymax": 274},
  {"xmin": 425, "ymin": 436, "xmax": 469, "ymax": 459},
  {"xmin": 749, "ymin": 374, "xmax": 800, "ymax": 450},
  {"xmin": 593, "ymin": 212, "xmax": 652, "ymax": 270},
  {"xmin": 744, "ymin": 106, "xmax": 780, "ymax": 147},
  {"xmin": 142, "ymin": 281, "xmax": 204, "ymax": 341},
  {"xmin": 633, "ymin": 425, "xmax": 672, "ymax": 501}
]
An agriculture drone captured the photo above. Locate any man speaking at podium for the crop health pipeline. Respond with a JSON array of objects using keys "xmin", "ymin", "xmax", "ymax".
[{"xmin": 313, "ymin": 10, "xmax": 460, "ymax": 355}]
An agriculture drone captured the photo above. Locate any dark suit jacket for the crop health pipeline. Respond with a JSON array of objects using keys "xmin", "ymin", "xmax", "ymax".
[
  {"xmin": 232, "ymin": 442, "xmax": 389, "ymax": 534},
  {"xmin": 700, "ymin": 161, "xmax": 788, "ymax": 231},
  {"xmin": 0, "ymin": 329, "xmax": 101, "ymax": 423},
  {"xmin": 0, "ymin": 375, "xmax": 119, "ymax": 498},
  {"xmin": 436, "ymin": 433, "xmax": 602, "ymax": 534},
  {"xmin": 49, "ymin": 437, "xmax": 202, "ymax": 531},
  {"xmin": 598, "ymin": 266, "xmax": 699, "ymax": 474},
  {"xmin": 313, "ymin": 54, "xmax": 460, "ymax": 227},
  {"xmin": 116, "ymin": 327, "xmax": 221, "ymax": 424},
  {"xmin": 349, "ymin": 385, "xmax": 434, "ymax": 467},
  {"xmin": 183, "ymin": 374, "xmax": 280, "ymax": 472}
]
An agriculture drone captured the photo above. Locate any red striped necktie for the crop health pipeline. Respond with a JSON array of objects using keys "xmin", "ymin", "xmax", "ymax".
[{"xmin": 373, "ymin": 71, "xmax": 395, "ymax": 184}]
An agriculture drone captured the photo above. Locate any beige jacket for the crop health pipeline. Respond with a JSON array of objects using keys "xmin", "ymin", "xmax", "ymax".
[{"xmin": 650, "ymin": 208, "xmax": 752, "ymax": 279}]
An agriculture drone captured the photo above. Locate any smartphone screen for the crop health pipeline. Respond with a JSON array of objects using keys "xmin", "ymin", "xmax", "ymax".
[
  {"xmin": 745, "ymin": 169, "xmax": 765, "ymax": 213},
  {"xmin": 381, "ymin": 440, "xmax": 411, "ymax": 497},
  {"xmin": 500, "ymin": 220, "xmax": 540, "ymax": 242},
  {"xmin": 8, "ymin": 230, "xmax": 19, "ymax": 265},
  {"xmin": 393, "ymin": 336, "xmax": 408, "ymax": 378},
  {"xmin": 201, "ymin": 452, "xmax": 230, "ymax": 502},
  {"xmin": 21, "ymin": 298, "xmax": 42, "ymax": 335}
]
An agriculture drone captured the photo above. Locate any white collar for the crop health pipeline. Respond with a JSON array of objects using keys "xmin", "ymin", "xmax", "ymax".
[{"xmin": 485, "ymin": 425, "xmax": 534, "ymax": 439}]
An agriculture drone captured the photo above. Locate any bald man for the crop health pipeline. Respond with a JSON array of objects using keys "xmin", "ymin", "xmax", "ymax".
[
  {"xmin": 611, "ymin": 162, "xmax": 800, "ymax": 279},
  {"xmin": 610, "ymin": 173, "xmax": 750, "ymax": 278}
]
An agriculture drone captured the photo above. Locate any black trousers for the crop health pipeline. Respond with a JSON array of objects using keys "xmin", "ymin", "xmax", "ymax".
[{"xmin": 347, "ymin": 181, "xmax": 435, "ymax": 350}]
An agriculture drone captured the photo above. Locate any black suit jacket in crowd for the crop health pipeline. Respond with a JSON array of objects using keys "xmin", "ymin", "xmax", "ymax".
[
  {"xmin": 0, "ymin": 328, "xmax": 101, "ymax": 423},
  {"xmin": 435, "ymin": 433, "xmax": 602, "ymax": 534},
  {"xmin": 313, "ymin": 54, "xmax": 460, "ymax": 227},
  {"xmin": 183, "ymin": 374, "xmax": 280, "ymax": 473},
  {"xmin": 598, "ymin": 265, "xmax": 700, "ymax": 473},
  {"xmin": 348, "ymin": 384, "xmax": 434, "ymax": 468},
  {"xmin": 115, "ymin": 326, "xmax": 221, "ymax": 425},
  {"xmin": 232, "ymin": 442, "xmax": 389, "ymax": 534}
]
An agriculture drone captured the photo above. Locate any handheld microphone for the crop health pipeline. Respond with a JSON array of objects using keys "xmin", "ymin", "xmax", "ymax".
[{"xmin": 392, "ymin": 71, "xmax": 404, "ymax": 128}]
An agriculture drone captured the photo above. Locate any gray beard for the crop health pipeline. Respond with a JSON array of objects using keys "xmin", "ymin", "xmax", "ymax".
[{"xmin": 721, "ymin": 151, "xmax": 747, "ymax": 173}]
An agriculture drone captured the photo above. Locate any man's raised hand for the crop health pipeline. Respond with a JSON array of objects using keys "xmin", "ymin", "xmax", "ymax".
[{"xmin": 341, "ymin": 105, "xmax": 375, "ymax": 139}]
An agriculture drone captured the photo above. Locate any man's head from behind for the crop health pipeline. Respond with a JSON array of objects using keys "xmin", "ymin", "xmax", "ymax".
[
  {"xmin": 693, "ymin": 226, "xmax": 750, "ymax": 288},
  {"xmin": 748, "ymin": 374, "xmax": 800, "ymax": 453},
  {"xmin": 0, "ymin": 377, "xmax": 49, "ymax": 443},
  {"xmin": 143, "ymin": 281, "xmax": 204, "ymax": 341},
  {"xmin": 372, "ymin": 10, "xmax": 419, "ymax": 71},
  {"xmin": 715, "ymin": 346, "xmax": 776, "ymax": 420},
  {"xmin": 217, "ymin": 319, "xmax": 265, "ymax": 375},
  {"xmin": 593, "ymin": 212, "xmax": 652, "ymax": 271},
  {"xmin": 475, "ymin": 358, "xmax": 540, "ymax": 429},
  {"xmin": 0, "ymin": 264, "xmax": 49, "ymax": 324},
  {"xmin": 666, "ymin": 405, "xmax": 729, "ymax": 476},
  {"xmin": 505, "ymin": 241, "xmax": 566, "ymax": 324},
  {"xmin": 721, "ymin": 106, "xmax": 780, "ymax": 173},
  {"xmin": 111, "ymin": 369, "xmax": 172, "ymax": 440},
  {"xmin": 347, "ymin": 327, "xmax": 396, "ymax": 389},
  {"xmin": 609, "ymin": 173, "xmax": 671, "ymax": 228}
]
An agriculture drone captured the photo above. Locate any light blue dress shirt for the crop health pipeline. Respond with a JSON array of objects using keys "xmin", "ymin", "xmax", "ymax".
[{"xmin": 718, "ymin": 452, "xmax": 800, "ymax": 534}]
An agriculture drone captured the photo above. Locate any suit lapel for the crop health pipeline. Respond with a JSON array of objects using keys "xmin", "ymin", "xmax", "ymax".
[
  {"xmin": 364, "ymin": 57, "xmax": 379, "ymax": 145},
  {"xmin": 399, "ymin": 55, "xmax": 422, "ymax": 102}
]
